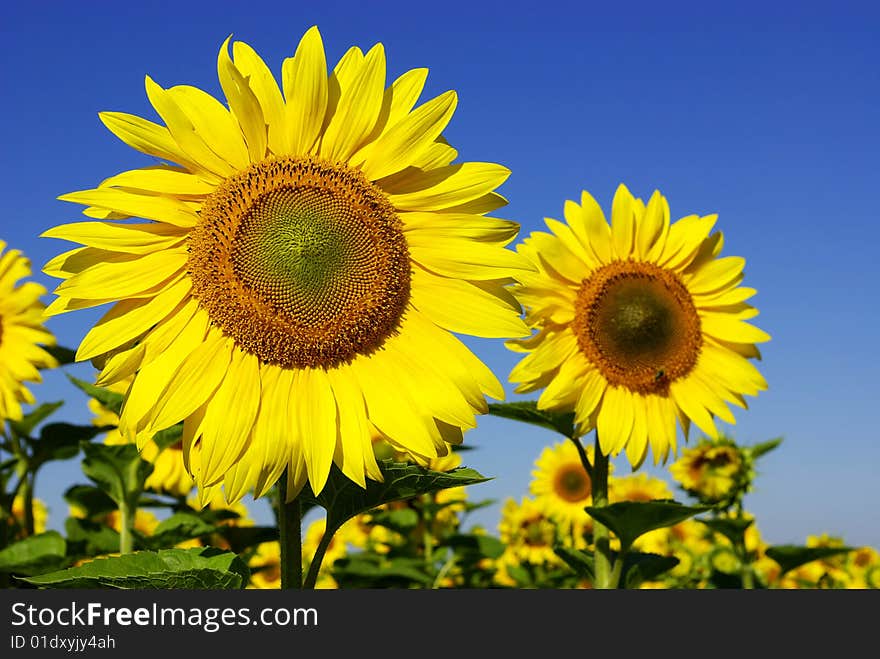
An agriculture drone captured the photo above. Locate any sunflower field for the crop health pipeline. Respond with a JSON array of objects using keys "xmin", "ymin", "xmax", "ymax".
[{"xmin": 1, "ymin": 24, "xmax": 877, "ymax": 591}]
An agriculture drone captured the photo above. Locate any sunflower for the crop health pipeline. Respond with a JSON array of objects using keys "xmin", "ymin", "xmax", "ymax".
[
  {"xmin": 0, "ymin": 241, "xmax": 57, "ymax": 424},
  {"xmin": 89, "ymin": 375, "xmax": 194, "ymax": 497},
  {"xmin": 508, "ymin": 184, "xmax": 769, "ymax": 467},
  {"xmin": 497, "ymin": 496, "xmax": 561, "ymax": 566},
  {"xmin": 529, "ymin": 439, "xmax": 604, "ymax": 531},
  {"xmin": 42, "ymin": 26, "xmax": 530, "ymax": 504},
  {"xmin": 669, "ymin": 436, "xmax": 748, "ymax": 505}
]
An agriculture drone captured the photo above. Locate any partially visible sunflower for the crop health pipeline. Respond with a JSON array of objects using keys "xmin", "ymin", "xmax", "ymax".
[
  {"xmin": 508, "ymin": 184, "xmax": 769, "ymax": 467},
  {"xmin": 609, "ymin": 472, "xmax": 673, "ymax": 504},
  {"xmin": 42, "ymin": 26, "xmax": 530, "ymax": 505},
  {"xmin": 0, "ymin": 241, "xmax": 57, "ymax": 424},
  {"xmin": 529, "ymin": 439, "xmax": 604, "ymax": 532},
  {"xmin": 670, "ymin": 436, "xmax": 748, "ymax": 505},
  {"xmin": 7, "ymin": 494, "xmax": 49, "ymax": 540},
  {"xmin": 248, "ymin": 541, "xmax": 281, "ymax": 589},
  {"xmin": 90, "ymin": 375, "xmax": 195, "ymax": 497},
  {"xmin": 497, "ymin": 496, "xmax": 560, "ymax": 566}
]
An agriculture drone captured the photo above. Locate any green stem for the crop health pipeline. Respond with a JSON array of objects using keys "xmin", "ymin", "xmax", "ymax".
[
  {"xmin": 278, "ymin": 472, "xmax": 303, "ymax": 590},
  {"xmin": 118, "ymin": 500, "xmax": 133, "ymax": 554},
  {"xmin": 568, "ymin": 436, "xmax": 593, "ymax": 478},
  {"xmin": 303, "ymin": 526, "xmax": 335, "ymax": 589},
  {"xmin": 21, "ymin": 473, "xmax": 35, "ymax": 537},
  {"xmin": 591, "ymin": 434, "xmax": 614, "ymax": 589}
]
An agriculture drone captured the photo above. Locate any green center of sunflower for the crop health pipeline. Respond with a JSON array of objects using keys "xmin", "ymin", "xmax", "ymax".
[
  {"xmin": 573, "ymin": 261, "xmax": 701, "ymax": 395},
  {"xmin": 553, "ymin": 464, "xmax": 591, "ymax": 503},
  {"xmin": 523, "ymin": 517, "xmax": 554, "ymax": 547},
  {"xmin": 188, "ymin": 156, "xmax": 411, "ymax": 369}
]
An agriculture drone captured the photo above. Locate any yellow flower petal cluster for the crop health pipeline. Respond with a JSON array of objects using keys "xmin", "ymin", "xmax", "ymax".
[
  {"xmin": 508, "ymin": 184, "xmax": 769, "ymax": 467},
  {"xmin": 43, "ymin": 26, "xmax": 530, "ymax": 504},
  {"xmin": 0, "ymin": 241, "xmax": 57, "ymax": 424}
]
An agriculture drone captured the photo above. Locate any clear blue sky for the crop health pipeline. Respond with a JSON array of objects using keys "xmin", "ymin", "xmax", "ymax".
[{"xmin": 2, "ymin": 1, "xmax": 878, "ymax": 549}]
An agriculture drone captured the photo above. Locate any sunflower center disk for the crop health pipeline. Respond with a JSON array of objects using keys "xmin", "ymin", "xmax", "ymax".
[
  {"xmin": 188, "ymin": 157, "xmax": 411, "ymax": 369},
  {"xmin": 573, "ymin": 261, "xmax": 701, "ymax": 395},
  {"xmin": 553, "ymin": 465, "xmax": 591, "ymax": 502}
]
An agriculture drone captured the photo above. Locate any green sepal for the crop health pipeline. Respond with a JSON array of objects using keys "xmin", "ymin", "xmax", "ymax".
[
  {"xmin": 20, "ymin": 546, "xmax": 250, "ymax": 589},
  {"xmin": 749, "ymin": 437, "xmax": 783, "ymax": 460},
  {"xmin": 585, "ymin": 500, "xmax": 710, "ymax": 551},
  {"xmin": 487, "ymin": 400, "xmax": 576, "ymax": 438}
]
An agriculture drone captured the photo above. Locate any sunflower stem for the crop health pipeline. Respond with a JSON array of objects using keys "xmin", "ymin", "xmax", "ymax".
[
  {"xmin": 591, "ymin": 434, "xmax": 615, "ymax": 589},
  {"xmin": 303, "ymin": 525, "xmax": 336, "ymax": 589},
  {"xmin": 118, "ymin": 499, "xmax": 133, "ymax": 554},
  {"xmin": 278, "ymin": 473, "xmax": 303, "ymax": 590},
  {"xmin": 21, "ymin": 473, "xmax": 35, "ymax": 537},
  {"xmin": 568, "ymin": 436, "xmax": 593, "ymax": 478}
]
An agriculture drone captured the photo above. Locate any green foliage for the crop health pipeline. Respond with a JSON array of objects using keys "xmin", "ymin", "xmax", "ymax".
[
  {"xmin": 80, "ymin": 442, "xmax": 152, "ymax": 511},
  {"xmin": 765, "ymin": 544, "xmax": 855, "ymax": 576},
  {"xmin": 21, "ymin": 547, "xmax": 250, "ymax": 589},
  {"xmin": 749, "ymin": 437, "xmax": 783, "ymax": 460},
  {"xmin": 68, "ymin": 376, "xmax": 124, "ymax": 416},
  {"xmin": 698, "ymin": 517, "xmax": 753, "ymax": 548},
  {"xmin": 301, "ymin": 460, "xmax": 489, "ymax": 535},
  {"xmin": 554, "ymin": 546, "xmax": 595, "ymax": 580},
  {"xmin": 586, "ymin": 500, "xmax": 710, "ymax": 551},
  {"xmin": 0, "ymin": 532, "xmax": 67, "ymax": 576},
  {"xmin": 621, "ymin": 552, "xmax": 680, "ymax": 589},
  {"xmin": 487, "ymin": 401, "xmax": 576, "ymax": 438}
]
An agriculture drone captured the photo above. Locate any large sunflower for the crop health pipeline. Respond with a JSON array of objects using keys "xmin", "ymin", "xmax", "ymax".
[
  {"xmin": 508, "ymin": 184, "xmax": 769, "ymax": 467},
  {"xmin": 0, "ymin": 241, "xmax": 57, "ymax": 424},
  {"xmin": 42, "ymin": 27, "xmax": 530, "ymax": 503}
]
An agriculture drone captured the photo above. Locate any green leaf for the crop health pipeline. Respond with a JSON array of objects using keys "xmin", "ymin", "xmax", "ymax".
[
  {"xmin": 68, "ymin": 376, "xmax": 124, "ymax": 416},
  {"xmin": 699, "ymin": 517, "xmax": 753, "ymax": 547},
  {"xmin": 301, "ymin": 460, "xmax": 490, "ymax": 535},
  {"xmin": 45, "ymin": 345, "xmax": 78, "ymax": 366},
  {"xmin": 64, "ymin": 485, "xmax": 117, "ymax": 518},
  {"xmin": 749, "ymin": 437, "xmax": 784, "ymax": 460},
  {"xmin": 765, "ymin": 544, "xmax": 855, "ymax": 576},
  {"xmin": 64, "ymin": 517, "xmax": 121, "ymax": 556},
  {"xmin": 0, "ymin": 532, "xmax": 67, "ymax": 576},
  {"xmin": 586, "ymin": 500, "xmax": 710, "ymax": 551},
  {"xmin": 152, "ymin": 423, "xmax": 183, "ymax": 451},
  {"xmin": 20, "ymin": 546, "xmax": 250, "ymax": 589},
  {"xmin": 444, "ymin": 533, "xmax": 506, "ymax": 560},
  {"xmin": 80, "ymin": 442, "xmax": 152, "ymax": 509},
  {"xmin": 369, "ymin": 508, "xmax": 420, "ymax": 533},
  {"xmin": 212, "ymin": 526, "xmax": 278, "ymax": 554},
  {"xmin": 332, "ymin": 554, "xmax": 432, "ymax": 587},
  {"xmin": 7, "ymin": 401, "xmax": 64, "ymax": 437},
  {"xmin": 140, "ymin": 513, "xmax": 217, "ymax": 550},
  {"xmin": 554, "ymin": 546, "xmax": 595, "ymax": 580},
  {"xmin": 622, "ymin": 551, "xmax": 680, "ymax": 589},
  {"xmin": 487, "ymin": 400, "xmax": 576, "ymax": 438},
  {"xmin": 30, "ymin": 423, "xmax": 111, "ymax": 466}
]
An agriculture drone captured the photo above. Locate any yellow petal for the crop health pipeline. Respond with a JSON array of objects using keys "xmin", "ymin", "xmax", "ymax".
[
  {"xmin": 700, "ymin": 313, "xmax": 771, "ymax": 344},
  {"xmin": 41, "ymin": 222, "xmax": 186, "ymax": 254},
  {"xmin": 144, "ymin": 76, "xmax": 235, "ymax": 177},
  {"xmin": 611, "ymin": 183, "xmax": 637, "ymax": 259},
  {"xmin": 232, "ymin": 40, "xmax": 286, "ymax": 155},
  {"xmin": 76, "ymin": 276, "xmax": 190, "ymax": 360},
  {"xmin": 359, "ymin": 90, "xmax": 457, "ymax": 180},
  {"xmin": 282, "ymin": 25, "xmax": 329, "ymax": 156},
  {"xmin": 98, "ymin": 111, "xmax": 218, "ymax": 182},
  {"xmin": 99, "ymin": 166, "xmax": 216, "ymax": 196},
  {"xmin": 217, "ymin": 37, "xmax": 267, "ymax": 162},
  {"xmin": 57, "ymin": 188, "xmax": 198, "ymax": 228},
  {"xmin": 297, "ymin": 368, "xmax": 338, "ymax": 496},
  {"xmin": 166, "ymin": 84, "xmax": 250, "ymax": 170},
  {"xmin": 55, "ymin": 248, "xmax": 186, "ymax": 300},
  {"xmin": 385, "ymin": 162, "xmax": 510, "ymax": 211},
  {"xmin": 320, "ymin": 42, "xmax": 386, "ymax": 162}
]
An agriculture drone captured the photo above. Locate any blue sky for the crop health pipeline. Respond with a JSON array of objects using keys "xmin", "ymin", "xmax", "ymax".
[{"xmin": 2, "ymin": 1, "xmax": 878, "ymax": 550}]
